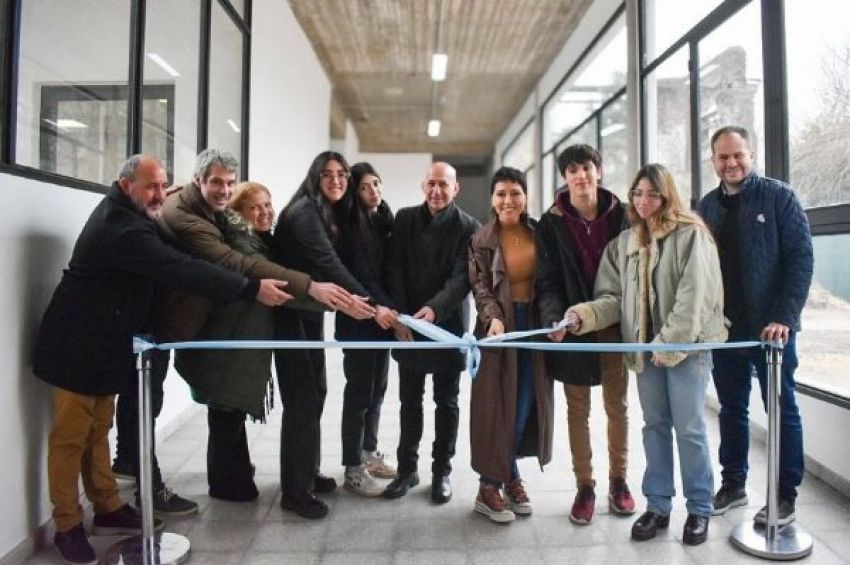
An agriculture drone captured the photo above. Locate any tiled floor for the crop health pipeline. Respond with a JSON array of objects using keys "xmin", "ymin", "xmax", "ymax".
[{"xmin": 25, "ymin": 342, "xmax": 850, "ymax": 564}]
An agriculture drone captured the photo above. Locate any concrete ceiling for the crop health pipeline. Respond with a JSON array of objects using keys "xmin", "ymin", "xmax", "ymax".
[{"xmin": 289, "ymin": 0, "xmax": 592, "ymax": 158}]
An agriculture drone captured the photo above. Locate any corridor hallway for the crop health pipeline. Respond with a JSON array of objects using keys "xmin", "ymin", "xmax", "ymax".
[{"xmin": 24, "ymin": 339, "xmax": 850, "ymax": 565}]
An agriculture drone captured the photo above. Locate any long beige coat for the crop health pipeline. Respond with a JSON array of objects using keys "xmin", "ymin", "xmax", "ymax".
[{"xmin": 468, "ymin": 219, "xmax": 553, "ymax": 484}]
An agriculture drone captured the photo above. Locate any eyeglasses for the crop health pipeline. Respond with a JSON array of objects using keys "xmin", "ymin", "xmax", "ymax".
[
  {"xmin": 629, "ymin": 189, "xmax": 663, "ymax": 200},
  {"xmin": 319, "ymin": 170, "xmax": 350, "ymax": 181}
]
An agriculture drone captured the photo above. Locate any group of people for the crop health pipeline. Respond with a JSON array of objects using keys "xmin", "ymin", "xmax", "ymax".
[{"xmin": 32, "ymin": 124, "xmax": 812, "ymax": 565}]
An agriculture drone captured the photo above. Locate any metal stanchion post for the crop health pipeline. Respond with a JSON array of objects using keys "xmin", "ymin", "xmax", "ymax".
[
  {"xmin": 103, "ymin": 348, "xmax": 191, "ymax": 565},
  {"xmin": 730, "ymin": 343, "xmax": 813, "ymax": 560}
]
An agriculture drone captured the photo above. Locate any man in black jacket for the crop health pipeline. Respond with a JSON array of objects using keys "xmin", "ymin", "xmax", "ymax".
[
  {"xmin": 32, "ymin": 154, "xmax": 290, "ymax": 565},
  {"xmin": 383, "ymin": 162, "xmax": 480, "ymax": 503}
]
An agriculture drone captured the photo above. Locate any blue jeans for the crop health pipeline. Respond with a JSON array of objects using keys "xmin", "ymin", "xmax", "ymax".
[
  {"xmin": 637, "ymin": 352, "xmax": 714, "ymax": 517},
  {"xmin": 712, "ymin": 333, "xmax": 803, "ymax": 502},
  {"xmin": 511, "ymin": 303, "xmax": 535, "ymax": 480}
]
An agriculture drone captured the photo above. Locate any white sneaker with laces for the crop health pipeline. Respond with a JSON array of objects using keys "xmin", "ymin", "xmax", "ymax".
[
  {"xmin": 344, "ymin": 465, "xmax": 385, "ymax": 497},
  {"xmin": 362, "ymin": 450, "xmax": 397, "ymax": 479}
]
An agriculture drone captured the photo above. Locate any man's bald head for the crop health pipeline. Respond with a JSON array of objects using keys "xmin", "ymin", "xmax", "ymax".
[{"xmin": 421, "ymin": 161, "xmax": 460, "ymax": 215}]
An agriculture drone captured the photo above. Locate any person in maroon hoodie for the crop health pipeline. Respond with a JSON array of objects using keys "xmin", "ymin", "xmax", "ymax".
[{"xmin": 535, "ymin": 144, "xmax": 634, "ymax": 525}]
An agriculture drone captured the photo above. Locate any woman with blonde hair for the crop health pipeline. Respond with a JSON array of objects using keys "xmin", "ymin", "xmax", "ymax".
[{"xmin": 567, "ymin": 163, "xmax": 726, "ymax": 546}]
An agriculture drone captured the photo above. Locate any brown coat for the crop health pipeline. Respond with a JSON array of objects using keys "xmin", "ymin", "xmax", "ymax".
[
  {"xmin": 157, "ymin": 182, "xmax": 314, "ymax": 339},
  {"xmin": 468, "ymin": 218, "xmax": 554, "ymax": 483}
]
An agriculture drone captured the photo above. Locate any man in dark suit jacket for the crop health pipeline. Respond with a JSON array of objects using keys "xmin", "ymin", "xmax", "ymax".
[
  {"xmin": 32, "ymin": 154, "xmax": 290, "ymax": 564},
  {"xmin": 383, "ymin": 162, "xmax": 480, "ymax": 503}
]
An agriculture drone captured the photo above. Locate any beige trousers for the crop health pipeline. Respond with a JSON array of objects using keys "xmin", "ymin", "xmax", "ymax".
[
  {"xmin": 564, "ymin": 347, "xmax": 629, "ymax": 490},
  {"xmin": 48, "ymin": 387, "xmax": 123, "ymax": 532}
]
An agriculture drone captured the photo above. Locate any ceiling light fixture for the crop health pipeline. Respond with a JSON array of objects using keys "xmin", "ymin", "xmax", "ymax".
[
  {"xmin": 147, "ymin": 53, "xmax": 180, "ymax": 78},
  {"xmin": 431, "ymin": 0, "xmax": 448, "ymax": 82},
  {"xmin": 431, "ymin": 53, "xmax": 448, "ymax": 81},
  {"xmin": 427, "ymin": 119, "xmax": 441, "ymax": 137}
]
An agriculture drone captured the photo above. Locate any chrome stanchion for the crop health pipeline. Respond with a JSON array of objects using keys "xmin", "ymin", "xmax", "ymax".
[
  {"xmin": 103, "ymin": 348, "xmax": 191, "ymax": 564},
  {"xmin": 730, "ymin": 343, "xmax": 813, "ymax": 560}
]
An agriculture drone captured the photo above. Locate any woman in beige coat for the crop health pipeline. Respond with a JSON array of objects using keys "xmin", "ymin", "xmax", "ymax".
[
  {"xmin": 568, "ymin": 163, "xmax": 726, "ymax": 546},
  {"xmin": 469, "ymin": 167, "xmax": 553, "ymax": 524}
]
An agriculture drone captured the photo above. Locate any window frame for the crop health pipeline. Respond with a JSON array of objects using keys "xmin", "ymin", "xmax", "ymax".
[{"xmin": 0, "ymin": 0, "xmax": 251, "ymax": 193}]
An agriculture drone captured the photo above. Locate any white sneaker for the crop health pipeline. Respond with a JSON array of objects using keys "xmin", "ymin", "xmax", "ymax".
[
  {"xmin": 362, "ymin": 450, "xmax": 397, "ymax": 479},
  {"xmin": 344, "ymin": 465, "xmax": 385, "ymax": 497}
]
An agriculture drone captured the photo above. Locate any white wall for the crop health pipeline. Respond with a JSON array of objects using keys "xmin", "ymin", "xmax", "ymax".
[
  {"xmin": 0, "ymin": 175, "xmax": 101, "ymax": 559},
  {"xmin": 249, "ymin": 0, "xmax": 333, "ymax": 213},
  {"xmin": 342, "ymin": 121, "xmax": 433, "ymax": 212}
]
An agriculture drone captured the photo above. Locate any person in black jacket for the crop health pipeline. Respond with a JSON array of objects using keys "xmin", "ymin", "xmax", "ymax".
[
  {"xmin": 382, "ymin": 161, "xmax": 481, "ymax": 504},
  {"xmin": 32, "ymin": 155, "xmax": 291, "ymax": 565},
  {"xmin": 272, "ymin": 151, "xmax": 376, "ymax": 519},
  {"xmin": 335, "ymin": 162, "xmax": 400, "ymax": 497},
  {"xmin": 536, "ymin": 144, "xmax": 634, "ymax": 525}
]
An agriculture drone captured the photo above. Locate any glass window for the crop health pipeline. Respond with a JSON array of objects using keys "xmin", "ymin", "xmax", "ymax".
[
  {"xmin": 643, "ymin": 0, "xmax": 723, "ymax": 62},
  {"xmin": 525, "ymin": 165, "xmax": 538, "ymax": 218},
  {"xmin": 16, "ymin": 0, "xmax": 131, "ymax": 185},
  {"xmin": 208, "ymin": 0, "xmax": 244, "ymax": 165},
  {"xmin": 542, "ymin": 14, "xmax": 626, "ymax": 151},
  {"xmin": 502, "ymin": 122, "xmax": 535, "ymax": 172},
  {"xmin": 786, "ymin": 0, "xmax": 850, "ymax": 208},
  {"xmin": 600, "ymin": 94, "xmax": 628, "ymax": 199},
  {"xmin": 698, "ymin": 1, "xmax": 764, "ymax": 199},
  {"xmin": 554, "ymin": 118, "xmax": 597, "ymax": 170},
  {"xmin": 644, "ymin": 47, "xmax": 692, "ymax": 202},
  {"xmin": 144, "ymin": 0, "xmax": 200, "ymax": 183},
  {"xmin": 797, "ymin": 234, "xmax": 850, "ymax": 398},
  {"xmin": 541, "ymin": 152, "xmax": 555, "ymax": 211}
]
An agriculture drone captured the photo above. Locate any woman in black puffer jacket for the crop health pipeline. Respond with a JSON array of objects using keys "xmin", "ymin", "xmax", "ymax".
[{"xmin": 335, "ymin": 162, "xmax": 400, "ymax": 497}]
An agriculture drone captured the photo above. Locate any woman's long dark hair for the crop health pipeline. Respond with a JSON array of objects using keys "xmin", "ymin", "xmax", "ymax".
[
  {"xmin": 285, "ymin": 151, "xmax": 351, "ymax": 241},
  {"xmin": 348, "ymin": 162, "xmax": 393, "ymax": 275}
]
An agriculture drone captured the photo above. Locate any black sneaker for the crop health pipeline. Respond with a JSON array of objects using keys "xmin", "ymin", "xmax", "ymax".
[
  {"xmin": 313, "ymin": 473, "xmax": 337, "ymax": 494},
  {"xmin": 111, "ymin": 458, "xmax": 135, "ymax": 482},
  {"xmin": 712, "ymin": 484, "xmax": 748, "ymax": 515},
  {"xmin": 54, "ymin": 524, "xmax": 97, "ymax": 565},
  {"xmin": 151, "ymin": 486, "xmax": 199, "ymax": 516},
  {"xmin": 91, "ymin": 504, "xmax": 164, "ymax": 536},
  {"xmin": 754, "ymin": 499, "xmax": 796, "ymax": 526}
]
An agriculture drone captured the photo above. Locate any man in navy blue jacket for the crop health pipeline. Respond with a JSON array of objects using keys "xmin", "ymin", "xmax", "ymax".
[
  {"xmin": 697, "ymin": 126, "xmax": 813, "ymax": 526},
  {"xmin": 33, "ymin": 154, "xmax": 290, "ymax": 564}
]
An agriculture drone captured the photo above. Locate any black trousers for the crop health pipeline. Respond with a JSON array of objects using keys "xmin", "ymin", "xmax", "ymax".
[
  {"xmin": 396, "ymin": 366, "xmax": 460, "ymax": 476},
  {"xmin": 207, "ymin": 407, "xmax": 257, "ymax": 499},
  {"xmin": 275, "ymin": 311, "xmax": 326, "ymax": 494},
  {"xmin": 341, "ymin": 348, "xmax": 389, "ymax": 466},
  {"xmin": 114, "ymin": 348, "xmax": 169, "ymax": 494}
]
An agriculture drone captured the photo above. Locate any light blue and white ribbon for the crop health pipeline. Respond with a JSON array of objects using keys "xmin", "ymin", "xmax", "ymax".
[{"xmin": 133, "ymin": 316, "xmax": 769, "ymax": 378}]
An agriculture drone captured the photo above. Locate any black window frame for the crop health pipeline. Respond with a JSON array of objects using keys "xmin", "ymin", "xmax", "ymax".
[
  {"xmin": 0, "ymin": 0, "xmax": 251, "ymax": 193},
  {"xmin": 537, "ymin": 4, "xmax": 628, "ymax": 196}
]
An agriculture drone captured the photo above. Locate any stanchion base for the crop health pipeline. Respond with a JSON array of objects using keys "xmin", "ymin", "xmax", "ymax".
[
  {"xmin": 101, "ymin": 532, "xmax": 191, "ymax": 565},
  {"xmin": 730, "ymin": 521, "xmax": 813, "ymax": 561}
]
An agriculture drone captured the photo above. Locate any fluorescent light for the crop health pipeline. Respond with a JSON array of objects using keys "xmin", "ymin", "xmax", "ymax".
[
  {"xmin": 600, "ymin": 123, "xmax": 625, "ymax": 137},
  {"xmin": 147, "ymin": 53, "xmax": 180, "ymax": 77},
  {"xmin": 431, "ymin": 53, "xmax": 448, "ymax": 81},
  {"xmin": 427, "ymin": 119, "xmax": 441, "ymax": 137},
  {"xmin": 227, "ymin": 119, "xmax": 241, "ymax": 133},
  {"xmin": 43, "ymin": 118, "xmax": 88, "ymax": 129}
]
